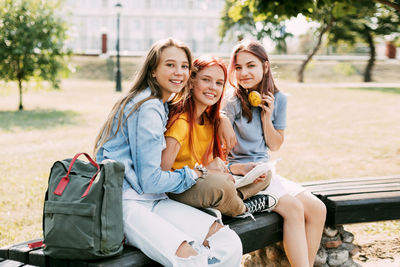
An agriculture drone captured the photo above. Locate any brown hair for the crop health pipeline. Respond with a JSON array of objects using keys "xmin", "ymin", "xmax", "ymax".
[
  {"xmin": 228, "ymin": 39, "xmax": 279, "ymax": 122},
  {"xmin": 93, "ymin": 38, "xmax": 192, "ymax": 158}
]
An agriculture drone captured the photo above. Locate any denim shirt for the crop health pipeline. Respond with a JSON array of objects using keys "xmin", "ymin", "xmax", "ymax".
[{"xmin": 96, "ymin": 88, "xmax": 196, "ymax": 196}]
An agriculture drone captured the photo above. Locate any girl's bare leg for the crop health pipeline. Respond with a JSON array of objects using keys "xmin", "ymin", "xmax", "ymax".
[
  {"xmin": 203, "ymin": 221, "xmax": 224, "ymax": 247},
  {"xmin": 175, "ymin": 221, "xmax": 224, "ymax": 257},
  {"xmin": 296, "ymin": 192, "xmax": 327, "ymax": 267},
  {"xmin": 175, "ymin": 241, "xmax": 198, "ymax": 258},
  {"xmin": 273, "ymin": 195, "xmax": 309, "ymax": 267}
]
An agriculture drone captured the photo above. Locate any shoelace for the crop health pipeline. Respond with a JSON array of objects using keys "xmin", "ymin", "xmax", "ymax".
[
  {"xmin": 246, "ymin": 197, "xmax": 268, "ymax": 213},
  {"xmin": 233, "ymin": 211, "xmax": 256, "ymax": 221}
]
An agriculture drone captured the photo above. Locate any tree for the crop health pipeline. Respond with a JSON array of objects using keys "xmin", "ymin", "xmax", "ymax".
[
  {"xmin": 376, "ymin": 0, "xmax": 400, "ymax": 11},
  {"xmin": 329, "ymin": 2, "xmax": 400, "ymax": 81},
  {"xmin": 296, "ymin": 5, "xmax": 336, "ymax": 82},
  {"xmin": 219, "ymin": 0, "xmax": 309, "ymax": 44},
  {"xmin": 219, "ymin": 0, "xmax": 350, "ymax": 82},
  {"xmin": 0, "ymin": 0, "xmax": 71, "ymax": 110},
  {"xmin": 220, "ymin": 0, "xmax": 400, "ymax": 83}
]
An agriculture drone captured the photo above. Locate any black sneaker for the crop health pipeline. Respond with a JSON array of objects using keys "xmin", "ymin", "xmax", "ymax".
[{"xmin": 244, "ymin": 194, "xmax": 277, "ymax": 214}]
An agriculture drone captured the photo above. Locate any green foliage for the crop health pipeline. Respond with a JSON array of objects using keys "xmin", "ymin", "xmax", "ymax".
[
  {"xmin": 219, "ymin": 0, "xmax": 351, "ymax": 42},
  {"xmin": 219, "ymin": 0, "xmax": 296, "ymax": 43},
  {"xmin": 0, "ymin": 0, "xmax": 71, "ymax": 109},
  {"xmin": 219, "ymin": 0, "xmax": 359, "ymax": 57},
  {"xmin": 328, "ymin": 1, "xmax": 399, "ymax": 45},
  {"xmin": 328, "ymin": 1, "xmax": 400, "ymax": 81},
  {"xmin": 220, "ymin": 0, "xmax": 400, "ymax": 82}
]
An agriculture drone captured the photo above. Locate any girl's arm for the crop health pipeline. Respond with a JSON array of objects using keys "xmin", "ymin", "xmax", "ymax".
[
  {"xmin": 161, "ymin": 137, "xmax": 181, "ymax": 171},
  {"xmin": 260, "ymin": 92, "xmax": 284, "ymax": 151},
  {"xmin": 218, "ymin": 114, "xmax": 237, "ymax": 155},
  {"xmin": 129, "ymin": 102, "xmax": 196, "ymax": 194}
]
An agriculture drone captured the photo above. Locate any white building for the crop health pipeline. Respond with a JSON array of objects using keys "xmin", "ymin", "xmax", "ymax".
[{"xmin": 64, "ymin": 0, "xmax": 235, "ymax": 56}]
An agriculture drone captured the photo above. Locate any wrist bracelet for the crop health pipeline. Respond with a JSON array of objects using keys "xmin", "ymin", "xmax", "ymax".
[
  {"xmin": 194, "ymin": 163, "xmax": 208, "ymax": 178},
  {"xmin": 226, "ymin": 163, "xmax": 233, "ymax": 174}
]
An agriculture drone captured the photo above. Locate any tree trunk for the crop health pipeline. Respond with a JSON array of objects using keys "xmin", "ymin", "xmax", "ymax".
[
  {"xmin": 18, "ymin": 78, "xmax": 23, "ymax": 111},
  {"xmin": 297, "ymin": 20, "xmax": 332, "ymax": 83},
  {"xmin": 364, "ymin": 31, "xmax": 375, "ymax": 82},
  {"xmin": 375, "ymin": 0, "xmax": 400, "ymax": 12}
]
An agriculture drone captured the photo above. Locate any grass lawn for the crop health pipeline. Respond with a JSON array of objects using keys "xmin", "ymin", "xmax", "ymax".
[{"xmin": 1, "ymin": 58, "xmax": 400, "ymax": 249}]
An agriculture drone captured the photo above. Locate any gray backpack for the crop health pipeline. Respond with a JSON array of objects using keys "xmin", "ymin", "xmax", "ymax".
[{"xmin": 43, "ymin": 153, "xmax": 125, "ymax": 259}]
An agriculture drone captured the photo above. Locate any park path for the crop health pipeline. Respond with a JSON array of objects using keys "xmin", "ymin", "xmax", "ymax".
[{"xmin": 277, "ymin": 81, "xmax": 400, "ymax": 88}]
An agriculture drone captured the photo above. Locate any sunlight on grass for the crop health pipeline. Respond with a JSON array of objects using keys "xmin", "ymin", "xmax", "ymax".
[
  {"xmin": 0, "ymin": 109, "xmax": 81, "ymax": 132},
  {"xmin": 348, "ymin": 87, "xmax": 400, "ymax": 95}
]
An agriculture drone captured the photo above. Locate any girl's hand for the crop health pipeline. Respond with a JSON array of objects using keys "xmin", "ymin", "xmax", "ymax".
[
  {"xmin": 253, "ymin": 170, "xmax": 272, "ymax": 184},
  {"xmin": 230, "ymin": 162, "xmax": 257, "ymax": 176},
  {"xmin": 252, "ymin": 172, "xmax": 267, "ymax": 184},
  {"xmin": 218, "ymin": 115, "xmax": 237, "ymax": 155},
  {"xmin": 260, "ymin": 92, "xmax": 274, "ymax": 115},
  {"xmin": 260, "ymin": 92, "xmax": 274, "ymax": 124},
  {"xmin": 206, "ymin": 157, "xmax": 229, "ymax": 173},
  {"xmin": 253, "ymin": 176, "xmax": 265, "ymax": 183}
]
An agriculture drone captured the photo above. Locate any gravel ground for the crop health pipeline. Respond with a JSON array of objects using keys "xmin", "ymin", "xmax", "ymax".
[{"xmin": 346, "ymin": 221, "xmax": 400, "ymax": 267}]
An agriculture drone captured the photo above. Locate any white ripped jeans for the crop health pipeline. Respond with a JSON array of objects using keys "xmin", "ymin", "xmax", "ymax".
[{"xmin": 123, "ymin": 198, "xmax": 242, "ymax": 267}]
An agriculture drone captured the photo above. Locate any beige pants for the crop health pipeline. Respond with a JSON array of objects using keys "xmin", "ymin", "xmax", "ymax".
[{"xmin": 169, "ymin": 172, "xmax": 271, "ymax": 217}]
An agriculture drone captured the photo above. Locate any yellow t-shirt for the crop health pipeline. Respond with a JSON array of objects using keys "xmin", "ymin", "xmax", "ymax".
[{"xmin": 165, "ymin": 113, "xmax": 213, "ymax": 170}]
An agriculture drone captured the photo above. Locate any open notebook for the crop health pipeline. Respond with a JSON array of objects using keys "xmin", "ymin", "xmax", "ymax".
[{"xmin": 233, "ymin": 160, "xmax": 277, "ymax": 188}]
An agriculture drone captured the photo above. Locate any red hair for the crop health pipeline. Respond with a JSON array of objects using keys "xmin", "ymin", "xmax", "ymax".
[
  {"xmin": 228, "ymin": 40, "xmax": 279, "ymax": 122},
  {"xmin": 168, "ymin": 55, "xmax": 227, "ymax": 164}
]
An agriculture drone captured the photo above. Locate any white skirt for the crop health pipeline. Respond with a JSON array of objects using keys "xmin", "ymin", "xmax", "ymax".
[{"xmin": 258, "ymin": 174, "xmax": 305, "ymax": 200}]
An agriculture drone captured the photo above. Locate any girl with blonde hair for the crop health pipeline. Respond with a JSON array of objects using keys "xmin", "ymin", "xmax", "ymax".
[{"xmin": 94, "ymin": 38, "xmax": 242, "ymax": 267}]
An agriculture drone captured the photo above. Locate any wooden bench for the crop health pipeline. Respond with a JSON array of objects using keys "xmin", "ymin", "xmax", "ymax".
[{"xmin": 1, "ymin": 175, "xmax": 399, "ymax": 267}]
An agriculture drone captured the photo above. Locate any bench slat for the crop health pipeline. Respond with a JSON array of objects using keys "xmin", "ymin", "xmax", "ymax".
[
  {"xmin": 306, "ymin": 181, "xmax": 400, "ymax": 192},
  {"xmin": 28, "ymin": 250, "xmax": 46, "ymax": 267},
  {"xmin": 0, "ymin": 259, "xmax": 25, "ymax": 267},
  {"xmin": 8, "ymin": 239, "xmax": 43, "ymax": 265},
  {"xmin": 327, "ymin": 191, "xmax": 400, "ymax": 201},
  {"xmin": 325, "ymin": 198, "xmax": 400, "ymax": 225},
  {"xmin": 0, "ymin": 239, "xmax": 43, "ymax": 266},
  {"xmin": 320, "ymin": 191, "xmax": 400, "ymax": 225},
  {"xmin": 312, "ymin": 186, "xmax": 400, "ymax": 196},
  {"xmin": 301, "ymin": 176, "xmax": 400, "ymax": 226},
  {"xmin": 301, "ymin": 175, "xmax": 400, "ymax": 187},
  {"xmin": 86, "ymin": 246, "xmax": 161, "ymax": 267},
  {"xmin": 306, "ymin": 180, "xmax": 400, "ymax": 192}
]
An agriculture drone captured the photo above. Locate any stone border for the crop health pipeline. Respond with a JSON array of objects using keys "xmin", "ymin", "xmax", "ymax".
[{"xmin": 241, "ymin": 225, "xmax": 362, "ymax": 267}]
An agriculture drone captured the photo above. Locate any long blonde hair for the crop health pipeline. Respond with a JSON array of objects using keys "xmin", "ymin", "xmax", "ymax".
[{"xmin": 93, "ymin": 38, "xmax": 192, "ymax": 158}]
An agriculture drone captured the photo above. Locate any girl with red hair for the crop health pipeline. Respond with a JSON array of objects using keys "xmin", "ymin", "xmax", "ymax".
[{"xmin": 161, "ymin": 55, "xmax": 274, "ymax": 218}]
